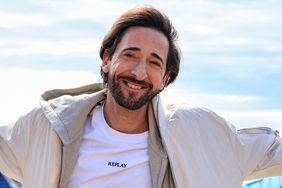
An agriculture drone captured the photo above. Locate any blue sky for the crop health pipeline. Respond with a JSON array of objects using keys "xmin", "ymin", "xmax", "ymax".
[{"xmin": 0, "ymin": 0, "xmax": 282, "ymax": 132}]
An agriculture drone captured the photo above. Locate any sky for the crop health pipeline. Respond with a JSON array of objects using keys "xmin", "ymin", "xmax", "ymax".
[{"xmin": 0, "ymin": 0, "xmax": 281, "ymax": 133}]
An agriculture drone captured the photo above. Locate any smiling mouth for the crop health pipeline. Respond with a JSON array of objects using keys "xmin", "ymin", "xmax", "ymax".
[
  {"xmin": 119, "ymin": 76, "xmax": 152, "ymax": 90},
  {"xmin": 123, "ymin": 80, "xmax": 146, "ymax": 90},
  {"xmin": 126, "ymin": 82, "xmax": 142, "ymax": 89}
]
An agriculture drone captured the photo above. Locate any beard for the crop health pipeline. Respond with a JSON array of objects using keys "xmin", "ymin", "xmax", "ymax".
[{"xmin": 107, "ymin": 74, "xmax": 160, "ymax": 110}]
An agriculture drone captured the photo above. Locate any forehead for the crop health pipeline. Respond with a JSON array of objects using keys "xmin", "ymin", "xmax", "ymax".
[{"xmin": 115, "ymin": 26, "xmax": 169, "ymax": 60}]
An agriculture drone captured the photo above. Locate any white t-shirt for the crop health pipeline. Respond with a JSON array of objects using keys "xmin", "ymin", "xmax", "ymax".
[{"xmin": 68, "ymin": 105, "xmax": 152, "ymax": 188}]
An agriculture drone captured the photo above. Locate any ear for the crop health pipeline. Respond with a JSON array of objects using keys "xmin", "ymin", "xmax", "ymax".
[
  {"xmin": 101, "ymin": 52, "xmax": 110, "ymax": 73},
  {"xmin": 160, "ymin": 74, "xmax": 170, "ymax": 90}
]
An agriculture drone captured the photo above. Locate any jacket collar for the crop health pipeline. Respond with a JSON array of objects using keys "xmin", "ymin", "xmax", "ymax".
[
  {"xmin": 39, "ymin": 83, "xmax": 106, "ymax": 144},
  {"xmin": 39, "ymin": 83, "xmax": 169, "ymax": 146}
]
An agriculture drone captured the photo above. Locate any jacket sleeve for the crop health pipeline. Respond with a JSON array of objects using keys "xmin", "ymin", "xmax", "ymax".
[
  {"xmin": 232, "ymin": 126, "xmax": 282, "ymax": 180},
  {"xmin": 196, "ymin": 108, "xmax": 282, "ymax": 180},
  {"xmin": 0, "ymin": 107, "xmax": 41, "ymax": 182},
  {"xmin": 205, "ymin": 108, "xmax": 282, "ymax": 180}
]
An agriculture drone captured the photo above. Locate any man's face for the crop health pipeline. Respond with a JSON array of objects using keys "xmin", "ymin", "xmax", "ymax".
[{"xmin": 102, "ymin": 26, "xmax": 169, "ymax": 110}]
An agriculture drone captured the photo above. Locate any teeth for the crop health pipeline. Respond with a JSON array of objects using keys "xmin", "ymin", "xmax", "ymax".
[{"xmin": 127, "ymin": 82, "xmax": 142, "ymax": 89}]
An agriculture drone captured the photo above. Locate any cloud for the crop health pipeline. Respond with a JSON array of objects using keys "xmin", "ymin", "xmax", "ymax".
[
  {"xmin": 0, "ymin": 1, "xmax": 133, "ymax": 29},
  {"xmin": 0, "ymin": 68, "xmax": 99, "ymax": 125},
  {"xmin": 182, "ymin": 24, "xmax": 223, "ymax": 37},
  {"xmin": 161, "ymin": 87, "xmax": 262, "ymax": 110},
  {"xmin": 158, "ymin": 0, "xmax": 282, "ymax": 54},
  {"xmin": 1, "ymin": 0, "xmax": 281, "ymax": 59},
  {"xmin": 219, "ymin": 110, "xmax": 282, "ymax": 133},
  {"xmin": 45, "ymin": 0, "xmax": 134, "ymax": 24},
  {"xmin": 163, "ymin": 0, "xmax": 274, "ymax": 29},
  {"xmin": 0, "ymin": 10, "xmax": 52, "ymax": 28},
  {"xmin": 0, "ymin": 1, "xmax": 120, "ymax": 30},
  {"xmin": 0, "ymin": 38, "xmax": 100, "ymax": 56}
]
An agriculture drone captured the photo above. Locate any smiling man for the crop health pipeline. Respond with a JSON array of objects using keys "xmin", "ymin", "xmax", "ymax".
[{"xmin": 0, "ymin": 6, "xmax": 282, "ymax": 188}]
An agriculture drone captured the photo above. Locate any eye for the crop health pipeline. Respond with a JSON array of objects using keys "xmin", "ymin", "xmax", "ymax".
[
  {"xmin": 123, "ymin": 52, "xmax": 135, "ymax": 58},
  {"xmin": 150, "ymin": 60, "xmax": 162, "ymax": 68}
]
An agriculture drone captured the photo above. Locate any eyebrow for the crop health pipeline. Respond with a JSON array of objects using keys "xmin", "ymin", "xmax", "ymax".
[{"xmin": 121, "ymin": 47, "xmax": 164, "ymax": 64}]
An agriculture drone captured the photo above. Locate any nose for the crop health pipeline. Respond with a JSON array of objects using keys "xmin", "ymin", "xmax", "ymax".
[{"xmin": 131, "ymin": 60, "xmax": 148, "ymax": 81}]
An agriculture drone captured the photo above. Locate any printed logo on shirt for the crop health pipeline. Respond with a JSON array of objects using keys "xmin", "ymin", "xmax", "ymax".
[{"xmin": 108, "ymin": 161, "xmax": 127, "ymax": 168}]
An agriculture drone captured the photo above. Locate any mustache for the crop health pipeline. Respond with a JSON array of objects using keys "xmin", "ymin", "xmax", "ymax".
[{"xmin": 118, "ymin": 75, "xmax": 153, "ymax": 88}]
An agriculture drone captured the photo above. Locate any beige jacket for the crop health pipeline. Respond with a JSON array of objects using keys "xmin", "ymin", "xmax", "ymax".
[{"xmin": 0, "ymin": 83, "xmax": 281, "ymax": 188}]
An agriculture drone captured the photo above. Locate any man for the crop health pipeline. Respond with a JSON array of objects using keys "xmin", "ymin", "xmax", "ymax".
[{"xmin": 0, "ymin": 6, "xmax": 281, "ymax": 188}]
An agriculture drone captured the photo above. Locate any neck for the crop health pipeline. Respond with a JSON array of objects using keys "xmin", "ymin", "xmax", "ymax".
[{"xmin": 103, "ymin": 92, "xmax": 149, "ymax": 134}]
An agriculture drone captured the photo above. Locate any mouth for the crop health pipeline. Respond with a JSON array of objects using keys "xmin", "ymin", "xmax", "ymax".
[
  {"xmin": 119, "ymin": 76, "xmax": 152, "ymax": 91},
  {"xmin": 122, "ymin": 79, "xmax": 147, "ymax": 90}
]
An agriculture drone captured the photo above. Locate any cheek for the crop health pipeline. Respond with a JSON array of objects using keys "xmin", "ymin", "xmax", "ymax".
[
  {"xmin": 110, "ymin": 59, "xmax": 133, "ymax": 73},
  {"xmin": 149, "ymin": 72, "xmax": 166, "ymax": 87}
]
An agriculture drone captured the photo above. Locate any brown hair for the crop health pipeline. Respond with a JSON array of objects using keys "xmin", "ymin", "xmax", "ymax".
[{"xmin": 99, "ymin": 5, "xmax": 181, "ymax": 87}]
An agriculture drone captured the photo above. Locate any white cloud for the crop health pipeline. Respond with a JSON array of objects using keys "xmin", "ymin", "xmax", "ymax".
[
  {"xmin": 0, "ymin": 68, "xmax": 99, "ymax": 125},
  {"xmin": 157, "ymin": 0, "xmax": 282, "ymax": 54},
  {"xmin": 0, "ymin": 38, "xmax": 100, "ymax": 56},
  {"xmin": 217, "ymin": 6, "xmax": 271, "ymax": 25},
  {"xmin": 0, "ymin": 10, "xmax": 52, "ymax": 28},
  {"xmin": 0, "ymin": 1, "xmax": 133, "ymax": 29},
  {"xmin": 182, "ymin": 24, "xmax": 223, "ymax": 37},
  {"xmin": 1, "ymin": 0, "xmax": 281, "ymax": 57},
  {"xmin": 161, "ymin": 87, "xmax": 262, "ymax": 109},
  {"xmin": 45, "ymin": 0, "xmax": 134, "ymax": 24},
  {"xmin": 219, "ymin": 110, "xmax": 282, "ymax": 133},
  {"xmin": 163, "ymin": 0, "xmax": 273, "ymax": 28},
  {"xmin": 180, "ymin": 36, "xmax": 249, "ymax": 53}
]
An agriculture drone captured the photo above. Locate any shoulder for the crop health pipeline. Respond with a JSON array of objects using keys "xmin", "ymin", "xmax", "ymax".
[
  {"xmin": 16, "ymin": 106, "xmax": 47, "ymax": 126},
  {"xmin": 165, "ymin": 104, "xmax": 236, "ymax": 133},
  {"xmin": 11, "ymin": 107, "xmax": 51, "ymax": 138},
  {"xmin": 166, "ymin": 104, "xmax": 219, "ymax": 121}
]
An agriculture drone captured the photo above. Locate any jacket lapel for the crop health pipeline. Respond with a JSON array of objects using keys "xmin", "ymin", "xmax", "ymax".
[
  {"xmin": 59, "ymin": 134, "xmax": 84, "ymax": 188},
  {"xmin": 148, "ymin": 102, "xmax": 175, "ymax": 188}
]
